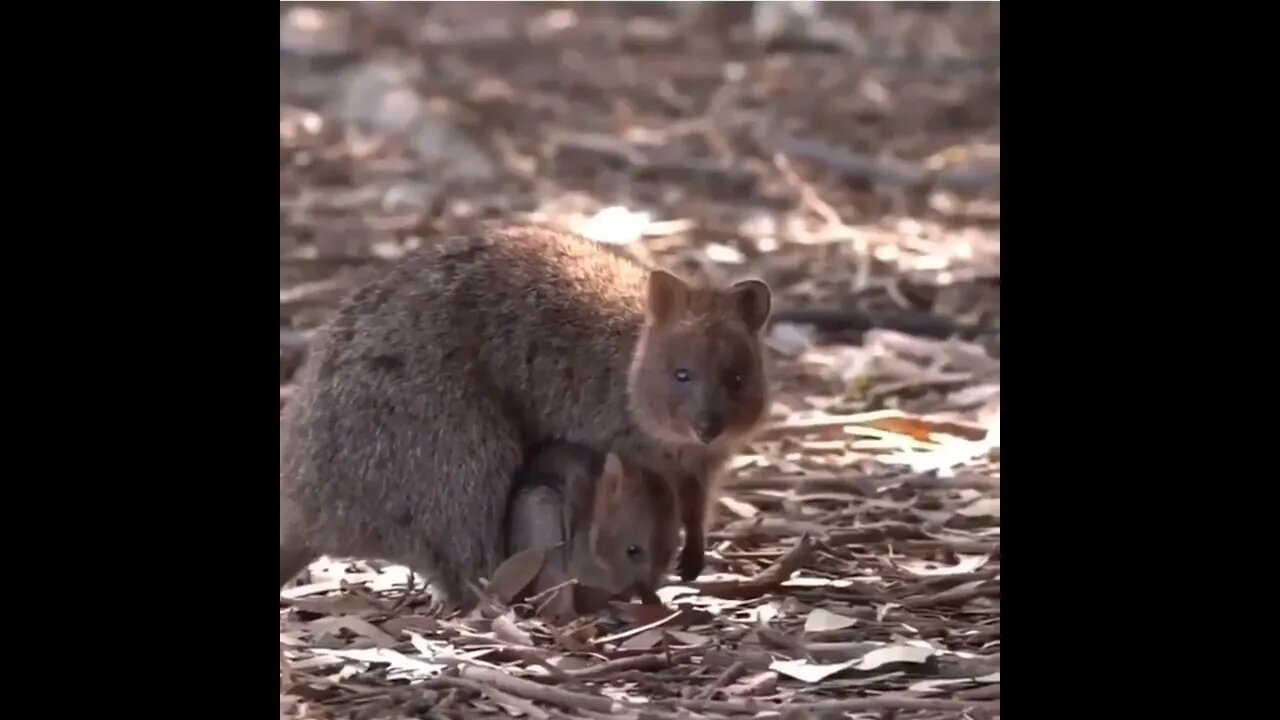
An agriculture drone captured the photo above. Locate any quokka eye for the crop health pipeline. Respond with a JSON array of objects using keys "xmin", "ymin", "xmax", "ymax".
[
  {"xmin": 626, "ymin": 545, "xmax": 644, "ymax": 561},
  {"xmin": 726, "ymin": 371, "xmax": 744, "ymax": 390},
  {"xmin": 673, "ymin": 369, "xmax": 691, "ymax": 383}
]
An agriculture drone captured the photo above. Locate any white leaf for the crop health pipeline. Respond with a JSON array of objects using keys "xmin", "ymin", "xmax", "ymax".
[
  {"xmin": 854, "ymin": 644, "xmax": 936, "ymax": 670},
  {"xmin": 665, "ymin": 630, "xmax": 712, "ymax": 647},
  {"xmin": 703, "ymin": 242, "xmax": 745, "ymax": 264},
  {"xmin": 766, "ymin": 322, "xmax": 815, "ymax": 358},
  {"xmin": 946, "ymin": 383, "xmax": 1000, "ymax": 407},
  {"xmin": 310, "ymin": 647, "xmax": 446, "ymax": 681},
  {"xmin": 754, "ymin": 601, "xmax": 781, "ymax": 625},
  {"xmin": 489, "ymin": 611, "xmax": 531, "ymax": 644},
  {"xmin": 406, "ymin": 630, "xmax": 448, "ymax": 658},
  {"xmin": 769, "ymin": 657, "xmax": 857, "ymax": 683},
  {"xmin": 579, "ymin": 206, "xmax": 651, "ymax": 246},
  {"xmin": 957, "ymin": 498, "xmax": 1000, "ymax": 518},
  {"xmin": 546, "ymin": 655, "xmax": 596, "ymax": 672},
  {"xmin": 718, "ymin": 496, "xmax": 759, "ymax": 519},
  {"xmin": 803, "ymin": 608, "xmax": 858, "ymax": 633},
  {"xmin": 875, "ymin": 603, "xmax": 901, "ymax": 622},
  {"xmin": 621, "ymin": 629, "xmax": 665, "ymax": 650},
  {"xmin": 655, "ymin": 585, "xmax": 699, "ymax": 604},
  {"xmin": 908, "ymin": 671, "xmax": 999, "ymax": 694},
  {"xmin": 908, "ymin": 677, "xmax": 973, "ymax": 694},
  {"xmin": 896, "ymin": 554, "xmax": 990, "ymax": 577},
  {"xmin": 780, "ymin": 577, "xmax": 854, "ymax": 589}
]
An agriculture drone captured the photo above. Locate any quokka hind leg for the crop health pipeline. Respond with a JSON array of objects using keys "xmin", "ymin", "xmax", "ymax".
[
  {"xmin": 676, "ymin": 475, "xmax": 708, "ymax": 581},
  {"xmin": 280, "ymin": 533, "xmax": 318, "ymax": 589},
  {"xmin": 377, "ymin": 392, "xmax": 526, "ymax": 612}
]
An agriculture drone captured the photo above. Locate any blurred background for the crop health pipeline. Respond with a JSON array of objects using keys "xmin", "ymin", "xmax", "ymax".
[
  {"xmin": 281, "ymin": 2, "xmax": 1000, "ymax": 715},
  {"xmin": 280, "ymin": 1, "xmax": 999, "ymax": 342}
]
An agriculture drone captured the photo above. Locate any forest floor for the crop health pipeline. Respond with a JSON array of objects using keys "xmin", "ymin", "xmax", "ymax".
[{"xmin": 280, "ymin": 3, "xmax": 1000, "ymax": 719}]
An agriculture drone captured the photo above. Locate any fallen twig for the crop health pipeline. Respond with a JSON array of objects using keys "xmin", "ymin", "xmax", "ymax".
[
  {"xmin": 956, "ymin": 684, "xmax": 1000, "ymax": 700},
  {"xmin": 549, "ymin": 131, "xmax": 756, "ymax": 194},
  {"xmin": 904, "ymin": 580, "xmax": 999, "ymax": 608},
  {"xmin": 757, "ymin": 410, "xmax": 910, "ymax": 439},
  {"xmin": 592, "ymin": 609, "xmax": 683, "ymax": 646},
  {"xmin": 711, "ymin": 519, "xmax": 925, "ymax": 545},
  {"xmin": 437, "ymin": 676, "xmax": 552, "ymax": 720},
  {"xmin": 689, "ymin": 533, "xmax": 816, "ymax": 599},
  {"xmin": 670, "ymin": 695, "xmax": 997, "ymax": 715},
  {"xmin": 728, "ymin": 471, "xmax": 998, "ymax": 494},
  {"xmin": 696, "ymin": 660, "xmax": 746, "ymax": 699},
  {"xmin": 772, "ymin": 134, "xmax": 1000, "ymax": 194},
  {"xmin": 770, "ymin": 307, "xmax": 970, "ymax": 340},
  {"xmin": 454, "ymin": 665, "xmax": 616, "ymax": 714},
  {"xmin": 563, "ymin": 652, "xmax": 676, "ymax": 679}
]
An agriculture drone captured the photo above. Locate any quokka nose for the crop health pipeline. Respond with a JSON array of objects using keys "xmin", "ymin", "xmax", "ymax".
[{"xmin": 696, "ymin": 416, "xmax": 725, "ymax": 444}]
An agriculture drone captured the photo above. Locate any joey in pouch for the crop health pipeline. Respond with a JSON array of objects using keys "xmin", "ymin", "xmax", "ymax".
[{"xmin": 505, "ymin": 443, "xmax": 678, "ymax": 618}]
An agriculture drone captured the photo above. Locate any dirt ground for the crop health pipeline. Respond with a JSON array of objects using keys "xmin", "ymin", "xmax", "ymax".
[{"xmin": 280, "ymin": 3, "xmax": 1000, "ymax": 718}]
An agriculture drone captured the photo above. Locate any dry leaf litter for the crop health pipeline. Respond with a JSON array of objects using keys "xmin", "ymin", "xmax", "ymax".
[{"xmin": 281, "ymin": 3, "xmax": 999, "ymax": 718}]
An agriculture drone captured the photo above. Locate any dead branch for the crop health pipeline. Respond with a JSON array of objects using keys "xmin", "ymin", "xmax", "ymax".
[
  {"xmin": 688, "ymin": 533, "xmax": 816, "ymax": 599},
  {"xmin": 756, "ymin": 409, "xmax": 909, "ymax": 439},
  {"xmin": 437, "ymin": 676, "xmax": 552, "ymax": 720},
  {"xmin": 453, "ymin": 665, "xmax": 616, "ymax": 714},
  {"xmin": 713, "ymin": 518, "xmax": 825, "ymax": 540},
  {"xmin": 956, "ymin": 684, "xmax": 1000, "ymax": 700},
  {"xmin": 696, "ymin": 660, "xmax": 747, "ymax": 700},
  {"xmin": 772, "ymin": 134, "xmax": 1000, "ymax": 194},
  {"xmin": 548, "ymin": 131, "xmax": 756, "ymax": 194},
  {"xmin": 561, "ymin": 652, "xmax": 677, "ymax": 680},
  {"xmin": 770, "ymin": 307, "xmax": 971, "ymax": 340},
  {"xmin": 592, "ymin": 609, "xmax": 684, "ymax": 646},
  {"xmin": 729, "ymin": 471, "xmax": 997, "ymax": 494},
  {"xmin": 904, "ymin": 580, "xmax": 999, "ymax": 608},
  {"xmin": 659, "ymin": 694, "xmax": 998, "ymax": 715}
]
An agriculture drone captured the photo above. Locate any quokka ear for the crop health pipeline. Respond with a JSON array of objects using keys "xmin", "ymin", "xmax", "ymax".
[
  {"xmin": 590, "ymin": 453, "xmax": 627, "ymax": 556},
  {"xmin": 729, "ymin": 278, "xmax": 772, "ymax": 333},
  {"xmin": 646, "ymin": 269, "xmax": 691, "ymax": 326},
  {"xmin": 593, "ymin": 452, "xmax": 625, "ymax": 519},
  {"xmin": 602, "ymin": 452, "xmax": 624, "ymax": 483}
]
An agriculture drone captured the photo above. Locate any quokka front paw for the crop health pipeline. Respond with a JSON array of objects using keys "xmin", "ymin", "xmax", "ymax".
[{"xmin": 678, "ymin": 542, "xmax": 705, "ymax": 581}]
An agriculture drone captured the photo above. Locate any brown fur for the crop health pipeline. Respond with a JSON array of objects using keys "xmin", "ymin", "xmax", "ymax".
[
  {"xmin": 506, "ymin": 444, "xmax": 678, "ymax": 618},
  {"xmin": 279, "ymin": 225, "xmax": 771, "ymax": 606},
  {"xmin": 627, "ymin": 269, "xmax": 772, "ymax": 575}
]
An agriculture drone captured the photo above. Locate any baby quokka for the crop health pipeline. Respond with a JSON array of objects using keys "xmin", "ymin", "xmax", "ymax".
[{"xmin": 505, "ymin": 443, "xmax": 679, "ymax": 619}]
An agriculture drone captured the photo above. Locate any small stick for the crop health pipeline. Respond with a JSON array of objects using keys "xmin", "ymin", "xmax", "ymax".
[
  {"xmin": 562, "ymin": 652, "xmax": 679, "ymax": 679},
  {"xmin": 757, "ymin": 409, "xmax": 910, "ymax": 439},
  {"xmin": 390, "ymin": 570, "xmax": 430, "ymax": 613},
  {"xmin": 489, "ymin": 643, "xmax": 576, "ymax": 684},
  {"xmin": 530, "ymin": 579, "xmax": 580, "ymax": 619},
  {"xmin": 591, "ymin": 609, "xmax": 682, "ymax": 646},
  {"xmin": 661, "ymin": 695, "xmax": 997, "ymax": 714},
  {"xmin": 527, "ymin": 578, "xmax": 578, "ymax": 606},
  {"xmin": 773, "ymin": 152, "xmax": 846, "ymax": 228},
  {"xmin": 454, "ymin": 666, "xmax": 616, "ymax": 714},
  {"xmin": 696, "ymin": 660, "xmax": 746, "ymax": 700},
  {"xmin": 688, "ymin": 533, "xmax": 816, "ymax": 600},
  {"xmin": 433, "ymin": 688, "xmax": 461, "ymax": 714},
  {"xmin": 437, "ymin": 676, "xmax": 552, "ymax": 720}
]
